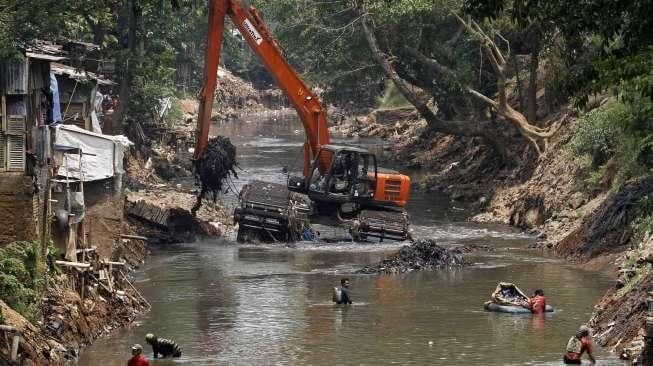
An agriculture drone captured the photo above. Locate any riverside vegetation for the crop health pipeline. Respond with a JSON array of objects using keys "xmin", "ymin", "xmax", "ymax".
[{"xmin": 1, "ymin": 0, "xmax": 652, "ymax": 363}]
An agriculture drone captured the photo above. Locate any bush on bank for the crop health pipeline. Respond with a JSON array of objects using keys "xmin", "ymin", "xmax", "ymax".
[{"xmin": 0, "ymin": 241, "xmax": 44, "ymax": 323}]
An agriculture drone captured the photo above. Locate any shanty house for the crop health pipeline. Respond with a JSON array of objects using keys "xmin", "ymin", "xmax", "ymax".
[
  {"xmin": 0, "ymin": 45, "xmax": 130, "ymax": 263},
  {"xmin": 0, "ymin": 52, "xmax": 63, "ymax": 243},
  {"xmin": 51, "ymin": 62, "xmax": 114, "ymax": 132}
]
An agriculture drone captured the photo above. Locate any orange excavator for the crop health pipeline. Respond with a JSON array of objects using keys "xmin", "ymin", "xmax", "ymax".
[{"xmin": 194, "ymin": 0, "xmax": 411, "ymax": 242}]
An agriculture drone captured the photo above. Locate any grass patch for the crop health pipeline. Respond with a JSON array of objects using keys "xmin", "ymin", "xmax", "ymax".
[
  {"xmin": 569, "ymin": 101, "xmax": 652, "ymax": 194},
  {"xmin": 377, "ymin": 81, "xmax": 411, "ymax": 109},
  {"xmin": 0, "ymin": 241, "xmax": 45, "ymax": 323},
  {"xmin": 615, "ymin": 264, "xmax": 652, "ymax": 299}
]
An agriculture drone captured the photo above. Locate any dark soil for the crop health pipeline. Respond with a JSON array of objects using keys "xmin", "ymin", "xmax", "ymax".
[
  {"xmin": 555, "ymin": 177, "xmax": 653, "ymax": 260},
  {"xmin": 590, "ymin": 270, "xmax": 653, "ymax": 355},
  {"xmin": 357, "ymin": 239, "xmax": 469, "ymax": 274}
]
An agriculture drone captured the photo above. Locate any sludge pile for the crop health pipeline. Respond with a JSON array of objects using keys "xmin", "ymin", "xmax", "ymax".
[
  {"xmin": 358, "ymin": 239, "xmax": 468, "ymax": 274},
  {"xmin": 192, "ymin": 136, "xmax": 238, "ymax": 214}
]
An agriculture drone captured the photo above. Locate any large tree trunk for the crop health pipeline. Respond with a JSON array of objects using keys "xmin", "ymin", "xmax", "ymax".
[
  {"xmin": 354, "ymin": 5, "xmax": 516, "ymax": 164},
  {"xmin": 527, "ymin": 49, "xmax": 539, "ymax": 122},
  {"xmin": 113, "ymin": 0, "xmax": 139, "ymax": 135},
  {"xmin": 449, "ymin": 13, "xmax": 561, "ymax": 155}
]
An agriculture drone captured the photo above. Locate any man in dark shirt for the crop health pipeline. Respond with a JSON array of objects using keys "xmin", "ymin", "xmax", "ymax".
[
  {"xmin": 145, "ymin": 333, "xmax": 182, "ymax": 358},
  {"xmin": 338, "ymin": 278, "xmax": 352, "ymax": 304}
]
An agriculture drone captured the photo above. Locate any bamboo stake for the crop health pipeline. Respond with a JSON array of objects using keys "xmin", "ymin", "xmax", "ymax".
[{"xmin": 119, "ymin": 270, "xmax": 151, "ymax": 309}]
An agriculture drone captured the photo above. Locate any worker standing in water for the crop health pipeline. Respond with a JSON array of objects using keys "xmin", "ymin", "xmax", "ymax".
[
  {"xmin": 525, "ymin": 289, "xmax": 547, "ymax": 314},
  {"xmin": 145, "ymin": 333, "xmax": 182, "ymax": 358},
  {"xmin": 333, "ymin": 278, "xmax": 353, "ymax": 304},
  {"xmin": 563, "ymin": 325, "xmax": 596, "ymax": 364},
  {"xmin": 127, "ymin": 344, "xmax": 149, "ymax": 366}
]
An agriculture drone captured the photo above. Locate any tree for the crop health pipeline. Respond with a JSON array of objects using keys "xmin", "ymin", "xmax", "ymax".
[{"xmin": 348, "ymin": 0, "xmax": 561, "ymax": 159}]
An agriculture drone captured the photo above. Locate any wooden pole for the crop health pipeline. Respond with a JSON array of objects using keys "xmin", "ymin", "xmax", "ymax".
[
  {"xmin": 54, "ymin": 260, "xmax": 91, "ymax": 269},
  {"xmin": 119, "ymin": 270, "xmax": 151, "ymax": 309},
  {"xmin": 120, "ymin": 234, "xmax": 149, "ymax": 241},
  {"xmin": 39, "ymin": 133, "xmax": 51, "ymax": 276},
  {"xmin": 0, "ymin": 326, "xmax": 21, "ymax": 362}
]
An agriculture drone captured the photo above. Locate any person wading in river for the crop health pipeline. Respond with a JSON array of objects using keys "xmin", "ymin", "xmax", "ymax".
[
  {"xmin": 127, "ymin": 344, "xmax": 150, "ymax": 366},
  {"xmin": 145, "ymin": 333, "xmax": 182, "ymax": 358},
  {"xmin": 563, "ymin": 325, "xmax": 596, "ymax": 364},
  {"xmin": 525, "ymin": 289, "xmax": 547, "ymax": 314},
  {"xmin": 333, "ymin": 278, "xmax": 352, "ymax": 304}
]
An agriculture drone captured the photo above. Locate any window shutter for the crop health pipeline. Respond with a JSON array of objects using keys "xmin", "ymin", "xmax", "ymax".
[
  {"xmin": 7, "ymin": 134, "xmax": 25, "ymax": 172},
  {"xmin": 0, "ymin": 96, "xmax": 5, "ymax": 132},
  {"xmin": 6, "ymin": 116, "xmax": 25, "ymax": 135},
  {"xmin": 5, "ymin": 113, "xmax": 25, "ymax": 172}
]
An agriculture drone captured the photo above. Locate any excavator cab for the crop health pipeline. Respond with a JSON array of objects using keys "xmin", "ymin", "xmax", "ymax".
[{"xmin": 305, "ymin": 145, "xmax": 377, "ymax": 205}]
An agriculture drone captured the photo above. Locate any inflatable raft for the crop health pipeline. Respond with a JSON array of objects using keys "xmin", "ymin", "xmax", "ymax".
[{"xmin": 484, "ymin": 301, "xmax": 554, "ymax": 314}]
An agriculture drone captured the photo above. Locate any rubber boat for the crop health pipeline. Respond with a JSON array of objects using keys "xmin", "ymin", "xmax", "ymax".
[
  {"xmin": 483, "ymin": 282, "xmax": 555, "ymax": 314},
  {"xmin": 484, "ymin": 301, "xmax": 554, "ymax": 314}
]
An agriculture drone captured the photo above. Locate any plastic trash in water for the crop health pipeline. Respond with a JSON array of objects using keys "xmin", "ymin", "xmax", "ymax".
[{"xmin": 303, "ymin": 227, "xmax": 316, "ymax": 241}]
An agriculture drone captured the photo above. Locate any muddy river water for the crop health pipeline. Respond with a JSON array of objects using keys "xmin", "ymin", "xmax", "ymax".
[{"xmin": 80, "ymin": 115, "xmax": 619, "ymax": 365}]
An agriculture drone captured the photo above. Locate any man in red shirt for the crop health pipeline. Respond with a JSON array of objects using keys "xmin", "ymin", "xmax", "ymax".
[
  {"xmin": 526, "ymin": 289, "xmax": 547, "ymax": 314},
  {"xmin": 128, "ymin": 344, "xmax": 150, "ymax": 366},
  {"xmin": 563, "ymin": 325, "xmax": 596, "ymax": 364}
]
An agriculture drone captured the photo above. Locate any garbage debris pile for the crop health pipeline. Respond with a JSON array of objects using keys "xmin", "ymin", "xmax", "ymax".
[
  {"xmin": 358, "ymin": 239, "xmax": 468, "ymax": 274},
  {"xmin": 193, "ymin": 136, "xmax": 238, "ymax": 214},
  {"xmin": 488, "ymin": 282, "xmax": 529, "ymax": 306}
]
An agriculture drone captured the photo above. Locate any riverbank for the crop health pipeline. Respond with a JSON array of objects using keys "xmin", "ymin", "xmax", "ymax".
[
  {"xmin": 333, "ymin": 103, "xmax": 652, "ymax": 361},
  {"xmin": 0, "ymin": 233, "xmax": 149, "ymax": 365}
]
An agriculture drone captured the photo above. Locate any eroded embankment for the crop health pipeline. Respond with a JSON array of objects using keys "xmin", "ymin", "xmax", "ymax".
[{"xmin": 0, "ymin": 234, "xmax": 149, "ymax": 365}]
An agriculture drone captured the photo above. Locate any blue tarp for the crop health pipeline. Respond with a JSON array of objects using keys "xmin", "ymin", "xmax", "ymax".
[{"xmin": 50, "ymin": 71, "xmax": 62, "ymax": 123}]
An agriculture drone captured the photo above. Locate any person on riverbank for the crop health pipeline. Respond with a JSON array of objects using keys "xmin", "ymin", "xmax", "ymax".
[
  {"xmin": 525, "ymin": 289, "xmax": 547, "ymax": 314},
  {"xmin": 333, "ymin": 278, "xmax": 352, "ymax": 305},
  {"xmin": 145, "ymin": 333, "xmax": 182, "ymax": 358},
  {"xmin": 563, "ymin": 325, "xmax": 596, "ymax": 364},
  {"xmin": 128, "ymin": 344, "xmax": 150, "ymax": 366}
]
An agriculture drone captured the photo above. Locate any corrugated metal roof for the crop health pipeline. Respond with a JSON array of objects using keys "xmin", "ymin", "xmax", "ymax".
[
  {"xmin": 25, "ymin": 52, "xmax": 66, "ymax": 61},
  {"xmin": 51, "ymin": 63, "xmax": 116, "ymax": 86},
  {"xmin": 1, "ymin": 60, "xmax": 28, "ymax": 94}
]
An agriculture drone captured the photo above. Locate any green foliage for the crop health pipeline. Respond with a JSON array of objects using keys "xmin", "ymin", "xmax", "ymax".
[
  {"xmin": 616, "ymin": 264, "xmax": 651, "ymax": 299},
  {"xmin": 570, "ymin": 99, "xmax": 652, "ymax": 192},
  {"xmin": 377, "ymin": 81, "xmax": 410, "ymax": 109},
  {"xmin": 632, "ymin": 196, "xmax": 653, "ymax": 245},
  {"xmin": 569, "ymin": 103, "xmax": 629, "ymax": 167},
  {"xmin": 0, "ymin": 241, "xmax": 43, "ymax": 323}
]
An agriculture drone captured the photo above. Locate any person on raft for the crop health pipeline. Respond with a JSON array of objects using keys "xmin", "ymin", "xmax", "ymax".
[
  {"xmin": 145, "ymin": 333, "xmax": 182, "ymax": 358},
  {"xmin": 334, "ymin": 278, "xmax": 353, "ymax": 304},
  {"xmin": 128, "ymin": 344, "xmax": 150, "ymax": 366},
  {"xmin": 563, "ymin": 325, "xmax": 596, "ymax": 364},
  {"xmin": 524, "ymin": 289, "xmax": 547, "ymax": 314}
]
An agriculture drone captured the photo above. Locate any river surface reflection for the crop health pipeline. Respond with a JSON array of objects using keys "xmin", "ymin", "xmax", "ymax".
[{"xmin": 80, "ymin": 116, "xmax": 618, "ymax": 365}]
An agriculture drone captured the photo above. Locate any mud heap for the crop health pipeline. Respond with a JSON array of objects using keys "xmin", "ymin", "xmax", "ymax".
[
  {"xmin": 358, "ymin": 239, "xmax": 468, "ymax": 274},
  {"xmin": 193, "ymin": 136, "xmax": 238, "ymax": 214}
]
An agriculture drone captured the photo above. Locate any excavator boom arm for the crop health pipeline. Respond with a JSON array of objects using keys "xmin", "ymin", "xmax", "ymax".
[{"xmin": 195, "ymin": 0, "xmax": 330, "ymax": 178}]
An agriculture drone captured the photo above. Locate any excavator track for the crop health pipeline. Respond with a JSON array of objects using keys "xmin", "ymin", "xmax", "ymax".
[
  {"xmin": 235, "ymin": 181, "xmax": 410, "ymax": 242},
  {"xmin": 353, "ymin": 209, "xmax": 410, "ymax": 241},
  {"xmin": 234, "ymin": 181, "xmax": 309, "ymax": 242}
]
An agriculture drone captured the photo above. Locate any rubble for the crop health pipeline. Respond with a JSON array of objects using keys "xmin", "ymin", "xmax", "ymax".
[
  {"xmin": 213, "ymin": 67, "xmax": 284, "ymax": 120},
  {"xmin": 127, "ymin": 188, "xmax": 232, "ymax": 244},
  {"xmin": 357, "ymin": 239, "xmax": 469, "ymax": 274}
]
